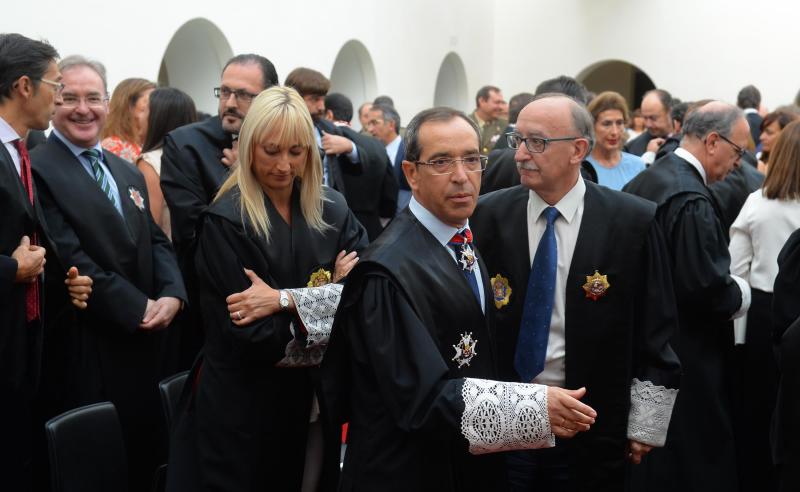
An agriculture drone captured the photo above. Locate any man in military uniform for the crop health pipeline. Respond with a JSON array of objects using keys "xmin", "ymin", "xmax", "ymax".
[{"xmin": 469, "ymin": 85, "xmax": 508, "ymax": 155}]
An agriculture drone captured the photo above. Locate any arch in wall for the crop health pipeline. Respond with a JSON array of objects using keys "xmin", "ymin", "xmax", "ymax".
[
  {"xmin": 576, "ymin": 60, "xmax": 655, "ymax": 110},
  {"xmin": 329, "ymin": 39, "xmax": 378, "ymax": 125},
  {"xmin": 433, "ymin": 52, "xmax": 469, "ymax": 112},
  {"xmin": 159, "ymin": 18, "xmax": 234, "ymax": 114}
]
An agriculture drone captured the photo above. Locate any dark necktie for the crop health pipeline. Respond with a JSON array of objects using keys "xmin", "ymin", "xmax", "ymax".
[
  {"xmin": 515, "ymin": 206, "xmax": 560, "ymax": 382},
  {"xmin": 448, "ymin": 228, "xmax": 481, "ymax": 306},
  {"xmin": 12, "ymin": 139, "xmax": 40, "ymax": 323},
  {"xmin": 82, "ymin": 149, "xmax": 116, "ymax": 205}
]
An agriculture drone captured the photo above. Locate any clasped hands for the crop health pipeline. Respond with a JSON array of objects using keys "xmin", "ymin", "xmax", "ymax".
[
  {"xmin": 13, "ymin": 236, "xmax": 93, "ymax": 309},
  {"xmin": 226, "ymin": 249, "xmax": 358, "ymax": 326}
]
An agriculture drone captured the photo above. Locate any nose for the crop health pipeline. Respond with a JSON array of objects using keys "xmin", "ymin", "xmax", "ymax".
[{"xmin": 514, "ymin": 144, "xmax": 530, "ymax": 163}]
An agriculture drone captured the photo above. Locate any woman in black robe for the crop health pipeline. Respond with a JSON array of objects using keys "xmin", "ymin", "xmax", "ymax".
[{"xmin": 166, "ymin": 86, "xmax": 368, "ymax": 492}]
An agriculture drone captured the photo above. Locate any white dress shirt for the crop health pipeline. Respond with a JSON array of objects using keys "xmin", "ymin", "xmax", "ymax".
[
  {"xmin": 408, "ymin": 197, "xmax": 485, "ymax": 313},
  {"xmin": 0, "ymin": 116, "xmax": 22, "ymax": 175},
  {"xmin": 526, "ymin": 177, "xmax": 586, "ymax": 387}
]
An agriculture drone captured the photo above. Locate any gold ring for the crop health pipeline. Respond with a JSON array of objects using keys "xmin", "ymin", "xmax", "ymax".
[{"xmin": 236, "ymin": 311, "xmax": 243, "ymax": 320}]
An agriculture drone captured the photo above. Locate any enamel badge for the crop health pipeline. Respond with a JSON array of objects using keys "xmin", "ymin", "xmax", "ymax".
[
  {"xmin": 128, "ymin": 186, "xmax": 145, "ymax": 211},
  {"xmin": 490, "ymin": 274, "xmax": 512, "ymax": 309},
  {"xmin": 307, "ymin": 268, "xmax": 332, "ymax": 287},
  {"xmin": 582, "ymin": 270, "xmax": 610, "ymax": 301},
  {"xmin": 452, "ymin": 332, "xmax": 478, "ymax": 368},
  {"xmin": 458, "ymin": 244, "xmax": 477, "ymax": 272}
]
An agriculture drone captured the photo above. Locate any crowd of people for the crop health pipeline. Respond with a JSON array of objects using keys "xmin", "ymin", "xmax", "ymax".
[{"xmin": 2, "ymin": 32, "xmax": 799, "ymax": 492}]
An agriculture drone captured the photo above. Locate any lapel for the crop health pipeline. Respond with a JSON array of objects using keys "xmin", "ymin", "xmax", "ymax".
[
  {"xmin": 566, "ymin": 181, "xmax": 600, "ymax": 284},
  {"xmin": 103, "ymin": 150, "xmax": 144, "ymax": 245},
  {"xmin": 0, "ymin": 142, "xmax": 36, "ymax": 223}
]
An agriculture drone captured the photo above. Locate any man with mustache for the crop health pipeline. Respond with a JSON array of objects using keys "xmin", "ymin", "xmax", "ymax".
[
  {"xmin": 160, "ymin": 54, "xmax": 278, "ymax": 370},
  {"xmin": 471, "ymin": 94, "xmax": 681, "ymax": 491}
]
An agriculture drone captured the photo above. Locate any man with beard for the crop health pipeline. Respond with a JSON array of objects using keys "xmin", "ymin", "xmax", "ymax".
[
  {"xmin": 624, "ymin": 89, "xmax": 675, "ymax": 164},
  {"xmin": 160, "ymin": 54, "xmax": 278, "ymax": 370}
]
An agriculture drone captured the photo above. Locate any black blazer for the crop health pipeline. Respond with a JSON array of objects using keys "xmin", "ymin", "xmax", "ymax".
[{"xmin": 623, "ymin": 131, "xmax": 655, "ymax": 156}]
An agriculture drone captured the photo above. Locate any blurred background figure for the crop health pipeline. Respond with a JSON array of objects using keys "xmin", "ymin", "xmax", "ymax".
[
  {"xmin": 101, "ymin": 77, "xmax": 156, "ymax": 162},
  {"xmin": 136, "ymin": 87, "xmax": 197, "ymax": 239},
  {"xmin": 737, "ymin": 84, "xmax": 763, "ymax": 145},
  {"xmin": 758, "ymin": 110, "xmax": 799, "ymax": 172},
  {"xmin": 627, "ymin": 108, "xmax": 645, "ymax": 141}
]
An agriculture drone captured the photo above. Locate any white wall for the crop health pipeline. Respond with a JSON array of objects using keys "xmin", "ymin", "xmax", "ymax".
[{"xmin": 10, "ymin": 0, "xmax": 800, "ymax": 124}]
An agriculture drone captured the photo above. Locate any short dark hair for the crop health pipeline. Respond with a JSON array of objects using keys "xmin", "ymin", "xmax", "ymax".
[
  {"xmin": 373, "ymin": 95, "xmax": 394, "ymax": 107},
  {"xmin": 223, "ymin": 54, "xmax": 279, "ymax": 89},
  {"xmin": 371, "ymin": 103, "xmax": 401, "ymax": 134},
  {"xmin": 285, "ymin": 67, "xmax": 330, "ymax": 97},
  {"xmin": 141, "ymin": 87, "xmax": 198, "ymax": 153},
  {"xmin": 671, "ymin": 101, "xmax": 690, "ymax": 127},
  {"xmin": 325, "ymin": 92, "xmax": 353, "ymax": 123},
  {"xmin": 405, "ymin": 107, "xmax": 480, "ymax": 163},
  {"xmin": 475, "ymin": 85, "xmax": 500, "ymax": 108},
  {"xmin": 534, "ymin": 76, "xmax": 590, "ymax": 106},
  {"xmin": 643, "ymin": 89, "xmax": 673, "ymax": 112},
  {"xmin": 0, "ymin": 33, "xmax": 59, "ymax": 102},
  {"xmin": 508, "ymin": 92, "xmax": 535, "ymax": 124},
  {"xmin": 737, "ymin": 85, "xmax": 761, "ymax": 110}
]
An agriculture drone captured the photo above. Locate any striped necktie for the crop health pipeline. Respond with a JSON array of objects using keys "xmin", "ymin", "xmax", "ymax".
[{"xmin": 82, "ymin": 149, "xmax": 116, "ymax": 205}]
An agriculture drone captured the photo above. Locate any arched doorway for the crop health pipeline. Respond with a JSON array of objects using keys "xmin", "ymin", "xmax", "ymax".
[
  {"xmin": 576, "ymin": 60, "xmax": 655, "ymax": 110},
  {"xmin": 433, "ymin": 52, "xmax": 468, "ymax": 112},
  {"xmin": 159, "ymin": 18, "xmax": 233, "ymax": 114},
  {"xmin": 329, "ymin": 40, "xmax": 377, "ymax": 127}
]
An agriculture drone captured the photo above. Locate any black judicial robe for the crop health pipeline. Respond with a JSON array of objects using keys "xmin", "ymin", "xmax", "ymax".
[
  {"xmin": 167, "ymin": 183, "xmax": 367, "ymax": 492},
  {"xmin": 322, "ymin": 209, "xmax": 554, "ymax": 492},
  {"xmin": 623, "ymin": 152, "xmax": 745, "ymax": 492},
  {"xmin": 708, "ymin": 159, "xmax": 764, "ymax": 241},
  {"xmin": 471, "ymin": 181, "xmax": 681, "ymax": 491}
]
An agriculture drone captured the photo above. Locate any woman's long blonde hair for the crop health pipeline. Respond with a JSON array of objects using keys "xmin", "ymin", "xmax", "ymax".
[{"xmin": 215, "ymin": 86, "xmax": 328, "ymax": 241}]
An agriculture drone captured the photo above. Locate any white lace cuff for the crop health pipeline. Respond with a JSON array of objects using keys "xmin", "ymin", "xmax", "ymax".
[
  {"xmin": 286, "ymin": 283, "xmax": 344, "ymax": 347},
  {"xmin": 627, "ymin": 378, "xmax": 678, "ymax": 447},
  {"xmin": 460, "ymin": 378, "xmax": 555, "ymax": 455}
]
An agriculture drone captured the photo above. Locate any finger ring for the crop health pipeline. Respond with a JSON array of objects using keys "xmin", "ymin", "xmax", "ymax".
[{"xmin": 236, "ymin": 311, "xmax": 243, "ymax": 320}]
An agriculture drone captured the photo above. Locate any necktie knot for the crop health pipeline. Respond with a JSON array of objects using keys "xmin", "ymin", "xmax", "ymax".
[
  {"xmin": 542, "ymin": 206, "xmax": 559, "ymax": 226},
  {"xmin": 449, "ymin": 228, "xmax": 473, "ymax": 246},
  {"xmin": 82, "ymin": 148, "xmax": 102, "ymax": 161}
]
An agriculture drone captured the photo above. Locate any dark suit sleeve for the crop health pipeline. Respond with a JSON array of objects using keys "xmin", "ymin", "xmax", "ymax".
[
  {"xmin": 141, "ymin": 184, "xmax": 187, "ymax": 304},
  {"xmin": 773, "ymin": 229, "xmax": 800, "ymax": 343},
  {"xmin": 35, "ymin": 179, "xmax": 148, "ymax": 333},
  {"xmin": 379, "ymin": 161, "xmax": 398, "ymax": 218},
  {"xmin": 0, "ymin": 255, "xmax": 17, "ymax": 297}
]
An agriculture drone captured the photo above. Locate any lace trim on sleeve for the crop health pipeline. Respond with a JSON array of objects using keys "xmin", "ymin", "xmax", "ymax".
[
  {"xmin": 275, "ymin": 284, "xmax": 343, "ymax": 368},
  {"xmin": 460, "ymin": 378, "xmax": 555, "ymax": 455},
  {"xmin": 627, "ymin": 378, "xmax": 678, "ymax": 447}
]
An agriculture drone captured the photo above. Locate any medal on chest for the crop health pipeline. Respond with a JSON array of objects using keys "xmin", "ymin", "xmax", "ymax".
[
  {"xmin": 307, "ymin": 268, "xmax": 332, "ymax": 287},
  {"xmin": 128, "ymin": 186, "xmax": 145, "ymax": 211},
  {"xmin": 458, "ymin": 244, "xmax": 477, "ymax": 272},
  {"xmin": 582, "ymin": 270, "xmax": 610, "ymax": 301},
  {"xmin": 452, "ymin": 332, "xmax": 478, "ymax": 368},
  {"xmin": 490, "ymin": 274, "xmax": 512, "ymax": 309}
]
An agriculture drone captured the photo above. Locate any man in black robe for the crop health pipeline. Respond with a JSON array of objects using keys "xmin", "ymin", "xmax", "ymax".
[
  {"xmin": 472, "ymin": 94, "xmax": 681, "ymax": 491},
  {"xmin": 322, "ymin": 107, "xmax": 598, "ymax": 492},
  {"xmin": 624, "ymin": 101, "xmax": 752, "ymax": 492},
  {"xmin": 160, "ymin": 54, "xmax": 278, "ymax": 369}
]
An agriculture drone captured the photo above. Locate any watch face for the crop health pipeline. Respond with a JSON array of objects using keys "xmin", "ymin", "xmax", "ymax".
[{"xmin": 280, "ymin": 292, "xmax": 289, "ymax": 307}]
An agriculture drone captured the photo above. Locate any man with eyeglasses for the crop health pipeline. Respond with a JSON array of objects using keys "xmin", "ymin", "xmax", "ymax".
[
  {"xmin": 30, "ymin": 54, "xmax": 187, "ymax": 492},
  {"xmin": 366, "ymin": 103, "xmax": 412, "ymax": 213},
  {"xmin": 160, "ymin": 53, "xmax": 278, "ymax": 369},
  {"xmin": 322, "ymin": 106, "xmax": 597, "ymax": 492},
  {"xmin": 471, "ymin": 93, "xmax": 681, "ymax": 491},
  {"xmin": 624, "ymin": 89, "xmax": 676, "ymax": 164},
  {"xmin": 623, "ymin": 101, "xmax": 751, "ymax": 492}
]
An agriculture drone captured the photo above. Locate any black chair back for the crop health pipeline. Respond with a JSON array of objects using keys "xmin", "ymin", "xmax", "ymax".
[
  {"xmin": 158, "ymin": 370, "xmax": 189, "ymax": 432},
  {"xmin": 45, "ymin": 401, "xmax": 128, "ymax": 492}
]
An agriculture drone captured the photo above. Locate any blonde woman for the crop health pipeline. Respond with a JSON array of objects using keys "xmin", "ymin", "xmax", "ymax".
[{"xmin": 167, "ymin": 86, "xmax": 367, "ymax": 492}]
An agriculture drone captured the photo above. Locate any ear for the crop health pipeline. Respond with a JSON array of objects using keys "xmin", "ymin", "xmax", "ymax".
[
  {"xmin": 571, "ymin": 138, "xmax": 590, "ymax": 164},
  {"xmin": 401, "ymin": 160, "xmax": 419, "ymax": 193},
  {"xmin": 325, "ymin": 109, "xmax": 333, "ymax": 121},
  {"xmin": 15, "ymin": 76, "xmax": 34, "ymax": 100},
  {"xmin": 705, "ymin": 132, "xmax": 719, "ymax": 156}
]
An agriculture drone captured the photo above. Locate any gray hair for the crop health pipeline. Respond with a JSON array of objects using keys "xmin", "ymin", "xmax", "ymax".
[
  {"xmin": 682, "ymin": 103, "xmax": 743, "ymax": 140},
  {"xmin": 405, "ymin": 107, "xmax": 480, "ymax": 163},
  {"xmin": 531, "ymin": 92, "xmax": 595, "ymax": 156},
  {"xmin": 372, "ymin": 103, "xmax": 401, "ymax": 133},
  {"xmin": 58, "ymin": 55, "xmax": 108, "ymax": 94}
]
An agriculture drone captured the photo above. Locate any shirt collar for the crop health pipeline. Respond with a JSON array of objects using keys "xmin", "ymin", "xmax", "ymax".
[
  {"xmin": 0, "ymin": 116, "xmax": 21, "ymax": 145},
  {"xmin": 674, "ymin": 147, "xmax": 707, "ymax": 185},
  {"xmin": 386, "ymin": 134, "xmax": 402, "ymax": 154},
  {"xmin": 527, "ymin": 176, "xmax": 586, "ymax": 225},
  {"xmin": 408, "ymin": 196, "xmax": 468, "ymax": 247},
  {"xmin": 742, "ymin": 107, "xmax": 758, "ymax": 115},
  {"xmin": 52, "ymin": 128, "xmax": 105, "ymax": 160}
]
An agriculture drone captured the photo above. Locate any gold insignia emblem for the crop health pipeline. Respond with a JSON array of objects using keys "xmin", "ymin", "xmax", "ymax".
[
  {"xmin": 490, "ymin": 274, "xmax": 512, "ymax": 309},
  {"xmin": 307, "ymin": 268, "xmax": 332, "ymax": 287},
  {"xmin": 452, "ymin": 332, "xmax": 478, "ymax": 368},
  {"xmin": 582, "ymin": 270, "xmax": 610, "ymax": 301}
]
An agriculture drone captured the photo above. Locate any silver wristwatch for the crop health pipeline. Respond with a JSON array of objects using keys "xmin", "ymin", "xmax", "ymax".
[{"xmin": 279, "ymin": 290, "xmax": 290, "ymax": 311}]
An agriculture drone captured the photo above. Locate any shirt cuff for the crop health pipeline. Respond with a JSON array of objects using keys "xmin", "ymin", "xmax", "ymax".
[
  {"xmin": 642, "ymin": 151, "xmax": 656, "ymax": 165},
  {"xmin": 346, "ymin": 143, "xmax": 359, "ymax": 163},
  {"xmin": 729, "ymin": 274, "xmax": 751, "ymax": 320},
  {"xmin": 627, "ymin": 378, "xmax": 678, "ymax": 447}
]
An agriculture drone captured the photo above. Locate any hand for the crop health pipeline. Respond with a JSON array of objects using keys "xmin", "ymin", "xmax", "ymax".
[
  {"xmin": 65, "ymin": 266, "xmax": 92, "ymax": 309},
  {"xmin": 321, "ymin": 131, "xmax": 354, "ymax": 155},
  {"xmin": 226, "ymin": 268, "xmax": 280, "ymax": 325},
  {"xmin": 12, "ymin": 235, "xmax": 46, "ymax": 283},
  {"xmin": 646, "ymin": 137, "xmax": 666, "ymax": 153},
  {"xmin": 547, "ymin": 386, "xmax": 597, "ymax": 439},
  {"xmin": 757, "ymin": 159, "xmax": 767, "ymax": 175},
  {"xmin": 628, "ymin": 439, "xmax": 654, "ymax": 465},
  {"xmin": 139, "ymin": 297, "xmax": 181, "ymax": 331},
  {"xmin": 332, "ymin": 250, "xmax": 358, "ymax": 283},
  {"xmin": 221, "ymin": 139, "xmax": 239, "ymax": 168}
]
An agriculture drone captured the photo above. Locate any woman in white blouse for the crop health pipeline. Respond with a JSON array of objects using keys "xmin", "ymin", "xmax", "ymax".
[{"xmin": 729, "ymin": 119, "xmax": 800, "ymax": 490}]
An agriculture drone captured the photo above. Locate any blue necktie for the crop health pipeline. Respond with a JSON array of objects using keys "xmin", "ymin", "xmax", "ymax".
[
  {"xmin": 515, "ymin": 206, "xmax": 559, "ymax": 382},
  {"xmin": 82, "ymin": 149, "xmax": 116, "ymax": 205},
  {"xmin": 449, "ymin": 228, "xmax": 481, "ymax": 306}
]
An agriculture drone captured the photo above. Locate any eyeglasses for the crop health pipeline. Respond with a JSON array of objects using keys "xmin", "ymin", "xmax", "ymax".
[
  {"xmin": 507, "ymin": 133, "xmax": 585, "ymax": 153},
  {"xmin": 415, "ymin": 155, "xmax": 488, "ymax": 175},
  {"xmin": 38, "ymin": 78, "xmax": 65, "ymax": 95},
  {"xmin": 58, "ymin": 94, "xmax": 109, "ymax": 108},
  {"xmin": 214, "ymin": 86, "xmax": 259, "ymax": 104},
  {"xmin": 716, "ymin": 133, "xmax": 745, "ymax": 159}
]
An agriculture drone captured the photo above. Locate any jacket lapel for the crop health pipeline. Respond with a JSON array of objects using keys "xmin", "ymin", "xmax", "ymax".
[
  {"xmin": 1, "ymin": 143, "xmax": 36, "ymax": 223},
  {"xmin": 103, "ymin": 151, "xmax": 143, "ymax": 245}
]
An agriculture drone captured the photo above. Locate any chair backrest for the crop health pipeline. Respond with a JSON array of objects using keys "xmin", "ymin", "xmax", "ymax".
[
  {"xmin": 46, "ymin": 402, "xmax": 128, "ymax": 492},
  {"xmin": 158, "ymin": 370, "xmax": 189, "ymax": 431}
]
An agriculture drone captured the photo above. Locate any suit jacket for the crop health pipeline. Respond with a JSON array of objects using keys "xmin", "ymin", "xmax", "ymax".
[
  {"xmin": 471, "ymin": 182, "xmax": 680, "ymax": 491},
  {"xmin": 745, "ymin": 112, "xmax": 763, "ymax": 145},
  {"xmin": 315, "ymin": 118, "xmax": 365, "ymax": 196},
  {"xmin": 623, "ymin": 131, "xmax": 655, "ymax": 156},
  {"xmin": 481, "ymin": 148, "xmax": 597, "ymax": 195},
  {"xmin": 708, "ymin": 159, "xmax": 764, "ymax": 241}
]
